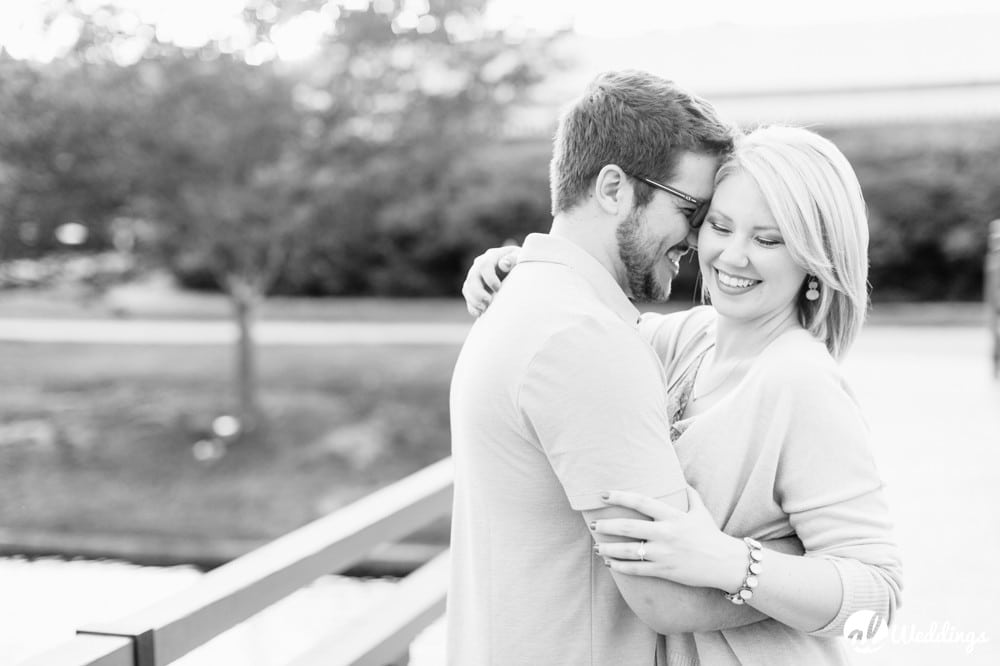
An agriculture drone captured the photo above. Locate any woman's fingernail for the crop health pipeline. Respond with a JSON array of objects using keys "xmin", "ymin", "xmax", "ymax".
[
  {"xmin": 600, "ymin": 492, "xmax": 610, "ymax": 500},
  {"xmin": 589, "ymin": 521, "xmax": 597, "ymax": 531},
  {"xmin": 604, "ymin": 559, "xmax": 611, "ymax": 567},
  {"xmin": 593, "ymin": 543, "xmax": 600, "ymax": 554}
]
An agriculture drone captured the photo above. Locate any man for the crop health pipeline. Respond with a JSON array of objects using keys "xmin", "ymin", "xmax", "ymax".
[{"xmin": 447, "ymin": 70, "xmax": 739, "ymax": 664}]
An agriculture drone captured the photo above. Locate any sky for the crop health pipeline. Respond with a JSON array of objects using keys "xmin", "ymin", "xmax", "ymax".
[
  {"xmin": 2, "ymin": 0, "xmax": 1000, "ymax": 62},
  {"xmin": 2, "ymin": 0, "xmax": 999, "ymax": 124},
  {"xmin": 488, "ymin": 0, "xmax": 1000, "ymax": 36}
]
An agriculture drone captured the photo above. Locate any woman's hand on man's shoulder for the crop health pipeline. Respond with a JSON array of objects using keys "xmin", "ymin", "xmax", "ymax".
[{"xmin": 461, "ymin": 245, "xmax": 521, "ymax": 316}]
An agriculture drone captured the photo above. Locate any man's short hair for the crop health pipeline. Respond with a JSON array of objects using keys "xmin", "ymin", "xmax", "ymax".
[{"xmin": 549, "ymin": 70, "xmax": 734, "ymax": 215}]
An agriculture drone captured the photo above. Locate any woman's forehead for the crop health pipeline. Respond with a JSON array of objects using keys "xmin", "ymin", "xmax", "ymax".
[{"xmin": 711, "ymin": 173, "xmax": 776, "ymax": 225}]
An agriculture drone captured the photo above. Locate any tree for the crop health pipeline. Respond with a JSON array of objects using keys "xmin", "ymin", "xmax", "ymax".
[
  {"xmin": 135, "ymin": 55, "xmax": 311, "ymax": 433},
  {"xmin": 263, "ymin": 0, "xmax": 557, "ymax": 295},
  {"xmin": 0, "ymin": 54, "xmax": 147, "ymax": 289},
  {"xmin": 1, "ymin": 0, "xmax": 559, "ymax": 440}
]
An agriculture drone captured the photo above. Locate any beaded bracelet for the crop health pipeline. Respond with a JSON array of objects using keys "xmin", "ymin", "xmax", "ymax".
[{"xmin": 723, "ymin": 537, "xmax": 764, "ymax": 605}]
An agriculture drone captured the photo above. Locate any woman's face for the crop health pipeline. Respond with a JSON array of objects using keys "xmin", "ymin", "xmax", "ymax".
[{"xmin": 697, "ymin": 172, "xmax": 807, "ymax": 324}]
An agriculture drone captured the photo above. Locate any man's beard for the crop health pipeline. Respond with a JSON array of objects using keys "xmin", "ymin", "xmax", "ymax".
[{"xmin": 617, "ymin": 208, "xmax": 670, "ymax": 302}]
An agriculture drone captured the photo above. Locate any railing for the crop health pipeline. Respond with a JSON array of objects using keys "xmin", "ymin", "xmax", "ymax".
[
  {"xmin": 988, "ymin": 219, "xmax": 1000, "ymax": 377},
  {"xmin": 16, "ymin": 457, "xmax": 454, "ymax": 666}
]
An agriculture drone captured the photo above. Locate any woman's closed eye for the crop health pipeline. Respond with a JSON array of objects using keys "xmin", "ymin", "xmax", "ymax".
[
  {"xmin": 755, "ymin": 235, "xmax": 784, "ymax": 248},
  {"xmin": 708, "ymin": 221, "xmax": 783, "ymax": 248}
]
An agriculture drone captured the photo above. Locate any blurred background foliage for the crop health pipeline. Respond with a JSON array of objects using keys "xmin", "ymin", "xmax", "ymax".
[
  {"xmin": 0, "ymin": 0, "xmax": 557, "ymax": 296},
  {"xmin": 826, "ymin": 122, "xmax": 1000, "ymax": 301},
  {"xmin": 0, "ymin": 0, "xmax": 997, "ymax": 302}
]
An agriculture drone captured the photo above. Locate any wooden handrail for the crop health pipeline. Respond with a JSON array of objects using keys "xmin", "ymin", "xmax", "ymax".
[{"xmin": 17, "ymin": 457, "xmax": 454, "ymax": 666}]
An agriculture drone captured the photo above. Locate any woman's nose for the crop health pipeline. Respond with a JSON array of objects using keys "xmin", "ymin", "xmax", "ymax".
[{"xmin": 718, "ymin": 240, "xmax": 750, "ymax": 268}]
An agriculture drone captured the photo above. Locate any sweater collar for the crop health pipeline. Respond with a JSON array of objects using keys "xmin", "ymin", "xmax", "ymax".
[{"xmin": 519, "ymin": 233, "xmax": 640, "ymax": 326}]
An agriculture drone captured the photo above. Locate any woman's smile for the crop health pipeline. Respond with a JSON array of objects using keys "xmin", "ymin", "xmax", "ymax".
[{"xmin": 714, "ymin": 268, "xmax": 761, "ymax": 293}]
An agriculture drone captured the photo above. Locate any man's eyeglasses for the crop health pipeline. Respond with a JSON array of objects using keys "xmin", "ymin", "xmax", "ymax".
[{"xmin": 632, "ymin": 175, "xmax": 710, "ymax": 229}]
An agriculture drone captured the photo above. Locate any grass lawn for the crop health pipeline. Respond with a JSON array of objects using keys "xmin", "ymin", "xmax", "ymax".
[{"xmin": 0, "ymin": 341, "xmax": 458, "ymax": 552}]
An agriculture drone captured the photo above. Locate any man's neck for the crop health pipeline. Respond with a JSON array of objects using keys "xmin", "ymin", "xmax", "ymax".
[{"xmin": 549, "ymin": 212, "xmax": 627, "ymax": 292}]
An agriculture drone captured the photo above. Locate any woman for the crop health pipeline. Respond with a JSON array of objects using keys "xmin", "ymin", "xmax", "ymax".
[{"xmin": 462, "ymin": 126, "xmax": 902, "ymax": 665}]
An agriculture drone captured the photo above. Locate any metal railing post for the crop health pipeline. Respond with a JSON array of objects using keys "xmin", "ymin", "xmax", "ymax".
[
  {"xmin": 988, "ymin": 219, "xmax": 1000, "ymax": 377},
  {"xmin": 75, "ymin": 627, "xmax": 154, "ymax": 666}
]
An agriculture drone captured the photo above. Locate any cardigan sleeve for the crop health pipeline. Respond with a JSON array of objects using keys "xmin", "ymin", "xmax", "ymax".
[{"xmin": 768, "ymin": 354, "xmax": 903, "ymax": 638}]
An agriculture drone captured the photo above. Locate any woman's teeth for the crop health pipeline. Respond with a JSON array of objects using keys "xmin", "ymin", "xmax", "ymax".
[{"xmin": 717, "ymin": 270, "xmax": 759, "ymax": 289}]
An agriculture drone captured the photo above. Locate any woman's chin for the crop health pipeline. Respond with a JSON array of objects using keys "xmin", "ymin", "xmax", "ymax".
[{"xmin": 707, "ymin": 292, "xmax": 757, "ymax": 320}]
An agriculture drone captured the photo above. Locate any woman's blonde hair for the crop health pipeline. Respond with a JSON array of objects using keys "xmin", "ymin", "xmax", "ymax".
[{"xmin": 715, "ymin": 126, "xmax": 870, "ymax": 359}]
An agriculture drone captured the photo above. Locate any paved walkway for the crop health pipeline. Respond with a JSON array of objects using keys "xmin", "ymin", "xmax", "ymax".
[
  {"xmin": 0, "ymin": 318, "xmax": 471, "ymax": 345},
  {"xmin": 838, "ymin": 327, "xmax": 999, "ymax": 665}
]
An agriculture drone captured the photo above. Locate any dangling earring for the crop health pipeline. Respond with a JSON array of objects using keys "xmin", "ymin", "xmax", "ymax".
[{"xmin": 805, "ymin": 277, "xmax": 820, "ymax": 302}]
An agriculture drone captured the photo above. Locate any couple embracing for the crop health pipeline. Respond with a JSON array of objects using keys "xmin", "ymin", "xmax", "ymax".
[{"xmin": 448, "ymin": 70, "xmax": 902, "ymax": 665}]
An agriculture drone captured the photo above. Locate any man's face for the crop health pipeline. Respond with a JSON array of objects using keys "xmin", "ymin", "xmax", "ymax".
[{"xmin": 617, "ymin": 151, "xmax": 719, "ymax": 302}]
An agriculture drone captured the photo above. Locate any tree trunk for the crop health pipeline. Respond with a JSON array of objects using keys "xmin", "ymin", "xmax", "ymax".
[{"xmin": 228, "ymin": 276, "xmax": 261, "ymax": 435}]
